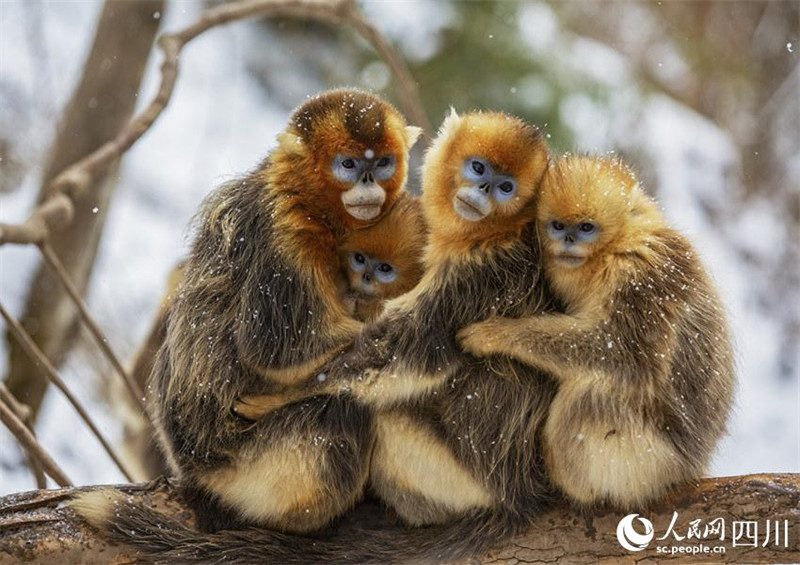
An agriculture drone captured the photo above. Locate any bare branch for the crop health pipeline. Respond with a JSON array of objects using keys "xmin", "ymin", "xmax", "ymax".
[
  {"xmin": 0, "ymin": 0, "xmax": 429, "ymax": 249},
  {"xmin": 0, "ymin": 303, "xmax": 135, "ymax": 482},
  {"xmin": 343, "ymin": 3, "xmax": 433, "ymax": 136},
  {"xmin": 38, "ymin": 243, "xmax": 146, "ymax": 414},
  {"xmin": 0, "ymin": 384, "xmax": 46, "ymax": 489},
  {"xmin": 0, "ymin": 193, "xmax": 74, "ymax": 246},
  {"xmin": 0, "ymin": 397, "xmax": 72, "ymax": 488}
]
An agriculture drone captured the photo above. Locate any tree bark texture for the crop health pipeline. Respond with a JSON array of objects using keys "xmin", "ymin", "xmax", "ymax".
[{"xmin": 1, "ymin": 474, "xmax": 797, "ymax": 564}]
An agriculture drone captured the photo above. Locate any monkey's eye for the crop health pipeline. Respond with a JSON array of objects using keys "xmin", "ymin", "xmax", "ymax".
[
  {"xmin": 376, "ymin": 157, "xmax": 391, "ymax": 167},
  {"xmin": 342, "ymin": 159, "xmax": 356, "ymax": 169},
  {"xmin": 579, "ymin": 222, "xmax": 596, "ymax": 233},
  {"xmin": 471, "ymin": 160, "xmax": 486, "ymax": 175},
  {"xmin": 378, "ymin": 263, "xmax": 393, "ymax": 273},
  {"xmin": 498, "ymin": 181, "xmax": 514, "ymax": 194},
  {"xmin": 354, "ymin": 253, "xmax": 366, "ymax": 264},
  {"xmin": 550, "ymin": 220, "xmax": 565, "ymax": 231}
]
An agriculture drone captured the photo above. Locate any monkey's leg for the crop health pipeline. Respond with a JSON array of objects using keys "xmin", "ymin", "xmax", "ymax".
[
  {"xmin": 196, "ymin": 395, "xmax": 373, "ymax": 534},
  {"xmin": 543, "ymin": 383, "xmax": 689, "ymax": 508},
  {"xmin": 369, "ymin": 410, "xmax": 493, "ymax": 526}
]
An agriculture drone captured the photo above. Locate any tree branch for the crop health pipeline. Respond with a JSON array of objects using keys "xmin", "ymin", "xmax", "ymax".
[
  {"xmin": 0, "ymin": 303, "xmax": 135, "ymax": 482},
  {"xmin": 0, "ymin": 475, "xmax": 797, "ymax": 564},
  {"xmin": 38, "ymin": 242, "xmax": 146, "ymax": 414},
  {"xmin": 0, "ymin": 397, "xmax": 72, "ymax": 488},
  {"xmin": 0, "ymin": 0, "xmax": 429, "ymax": 248},
  {"xmin": 0, "ymin": 384, "xmax": 47, "ymax": 489}
]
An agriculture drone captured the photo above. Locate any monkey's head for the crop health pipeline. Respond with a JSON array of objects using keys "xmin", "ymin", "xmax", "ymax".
[
  {"xmin": 278, "ymin": 89, "xmax": 422, "ymax": 231},
  {"xmin": 539, "ymin": 155, "xmax": 646, "ymax": 269},
  {"xmin": 339, "ymin": 194, "xmax": 426, "ymax": 299},
  {"xmin": 421, "ymin": 109, "xmax": 548, "ymax": 244}
]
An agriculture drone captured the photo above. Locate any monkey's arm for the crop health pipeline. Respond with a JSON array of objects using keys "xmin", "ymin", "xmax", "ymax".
[
  {"xmin": 321, "ymin": 311, "xmax": 460, "ymax": 407},
  {"xmin": 235, "ymin": 289, "xmax": 464, "ymax": 420},
  {"xmin": 235, "ymin": 237, "xmax": 365, "ymax": 387},
  {"xmin": 458, "ymin": 315, "xmax": 594, "ymax": 381},
  {"xmin": 459, "ymin": 307, "xmax": 675, "ymax": 385}
]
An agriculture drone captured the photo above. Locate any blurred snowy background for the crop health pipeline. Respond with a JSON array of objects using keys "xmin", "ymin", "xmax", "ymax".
[{"xmin": 0, "ymin": 0, "xmax": 797, "ymax": 494}]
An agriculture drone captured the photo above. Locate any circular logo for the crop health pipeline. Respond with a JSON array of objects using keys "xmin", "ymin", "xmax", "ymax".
[{"xmin": 616, "ymin": 514, "xmax": 654, "ymax": 552}]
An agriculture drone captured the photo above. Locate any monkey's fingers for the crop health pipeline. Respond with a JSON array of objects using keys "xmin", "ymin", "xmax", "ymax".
[{"xmin": 457, "ymin": 321, "xmax": 500, "ymax": 357}]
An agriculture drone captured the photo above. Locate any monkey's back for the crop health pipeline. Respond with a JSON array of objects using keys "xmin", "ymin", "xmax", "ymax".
[
  {"xmin": 435, "ymin": 356, "xmax": 557, "ymax": 513},
  {"xmin": 149, "ymin": 168, "xmax": 345, "ymax": 475},
  {"xmin": 649, "ymin": 230, "xmax": 735, "ymax": 472},
  {"xmin": 602, "ymin": 228, "xmax": 735, "ymax": 474}
]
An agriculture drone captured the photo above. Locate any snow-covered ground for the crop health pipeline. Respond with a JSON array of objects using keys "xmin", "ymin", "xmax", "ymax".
[{"xmin": 1, "ymin": 1, "xmax": 797, "ymax": 495}]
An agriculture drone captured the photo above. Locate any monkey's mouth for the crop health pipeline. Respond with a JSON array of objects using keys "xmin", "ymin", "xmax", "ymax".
[
  {"xmin": 341, "ymin": 182, "xmax": 387, "ymax": 221},
  {"xmin": 345, "ymin": 203, "xmax": 383, "ymax": 221},
  {"xmin": 554, "ymin": 254, "xmax": 587, "ymax": 268},
  {"xmin": 356, "ymin": 281, "xmax": 379, "ymax": 296},
  {"xmin": 454, "ymin": 196, "xmax": 488, "ymax": 221}
]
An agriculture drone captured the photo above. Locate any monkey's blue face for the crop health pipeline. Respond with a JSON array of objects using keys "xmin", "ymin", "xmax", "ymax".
[
  {"xmin": 348, "ymin": 251, "xmax": 398, "ymax": 296},
  {"xmin": 453, "ymin": 157, "xmax": 518, "ymax": 222},
  {"xmin": 545, "ymin": 220, "xmax": 599, "ymax": 267},
  {"xmin": 334, "ymin": 152, "xmax": 397, "ymax": 221}
]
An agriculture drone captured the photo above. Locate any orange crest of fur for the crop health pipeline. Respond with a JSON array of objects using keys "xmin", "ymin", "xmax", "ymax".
[
  {"xmin": 269, "ymin": 89, "xmax": 420, "ymax": 234},
  {"xmin": 421, "ymin": 109, "xmax": 549, "ymax": 253},
  {"xmin": 539, "ymin": 155, "xmax": 657, "ymax": 257},
  {"xmin": 339, "ymin": 193, "xmax": 427, "ymax": 298}
]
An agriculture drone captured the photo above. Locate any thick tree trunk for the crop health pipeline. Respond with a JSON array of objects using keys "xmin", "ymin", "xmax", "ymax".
[
  {"xmin": 0, "ymin": 474, "xmax": 797, "ymax": 564},
  {"xmin": 4, "ymin": 0, "xmax": 165, "ymax": 419}
]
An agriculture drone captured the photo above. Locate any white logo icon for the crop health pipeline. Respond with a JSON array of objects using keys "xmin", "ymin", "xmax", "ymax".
[{"xmin": 617, "ymin": 514, "xmax": 655, "ymax": 552}]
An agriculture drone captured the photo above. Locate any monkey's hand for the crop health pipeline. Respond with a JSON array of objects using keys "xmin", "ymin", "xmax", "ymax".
[
  {"xmin": 341, "ymin": 291, "xmax": 359, "ymax": 317},
  {"xmin": 457, "ymin": 317, "xmax": 517, "ymax": 358}
]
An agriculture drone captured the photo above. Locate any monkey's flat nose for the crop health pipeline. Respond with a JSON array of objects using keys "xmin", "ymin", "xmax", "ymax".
[
  {"xmin": 362, "ymin": 172, "xmax": 375, "ymax": 184},
  {"xmin": 565, "ymin": 234, "xmax": 575, "ymax": 243},
  {"xmin": 363, "ymin": 273, "xmax": 373, "ymax": 282},
  {"xmin": 479, "ymin": 182, "xmax": 490, "ymax": 193}
]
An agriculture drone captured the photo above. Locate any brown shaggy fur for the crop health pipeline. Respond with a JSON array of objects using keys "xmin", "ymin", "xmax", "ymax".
[
  {"xmin": 73, "ymin": 110, "xmax": 560, "ymax": 565},
  {"xmin": 460, "ymin": 155, "xmax": 735, "ymax": 508},
  {"xmin": 74, "ymin": 89, "xmax": 419, "ymax": 537},
  {"xmin": 236, "ymin": 110, "xmax": 559, "ymax": 554}
]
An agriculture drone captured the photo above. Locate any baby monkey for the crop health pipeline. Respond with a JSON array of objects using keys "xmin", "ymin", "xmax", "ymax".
[
  {"xmin": 460, "ymin": 155, "xmax": 735, "ymax": 508},
  {"xmin": 339, "ymin": 193, "xmax": 426, "ymax": 322}
]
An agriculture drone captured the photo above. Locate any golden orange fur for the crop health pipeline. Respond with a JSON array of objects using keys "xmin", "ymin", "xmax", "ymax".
[
  {"xmin": 421, "ymin": 109, "xmax": 548, "ymax": 264},
  {"xmin": 537, "ymin": 155, "xmax": 663, "ymax": 312},
  {"xmin": 75, "ymin": 110, "xmax": 561, "ymax": 565},
  {"xmin": 73, "ymin": 90, "xmax": 423, "ymax": 539},
  {"xmin": 338, "ymin": 192, "xmax": 427, "ymax": 321},
  {"xmin": 460, "ymin": 155, "xmax": 735, "ymax": 508},
  {"xmin": 259, "ymin": 90, "xmax": 421, "ymax": 333}
]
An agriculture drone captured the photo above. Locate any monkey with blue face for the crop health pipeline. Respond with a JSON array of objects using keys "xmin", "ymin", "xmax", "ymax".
[
  {"xmin": 338, "ymin": 193, "xmax": 426, "ymax": 322},
  {"xmin": 73, "ymin": 109, "xmax": 556, "ymax": 565},
  {"xmin": 72, "ymin": 89, "xmax": 422, "ymax": 538},
  {"xmin": 460, "ymin": 155, "xmax": 735, "ymax": 509}
]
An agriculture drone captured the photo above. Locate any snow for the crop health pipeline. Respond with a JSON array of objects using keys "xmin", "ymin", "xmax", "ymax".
[
  {"xmin": 1, "ymin": 1, "xmax": 288, "ymax": 493},
  {"xmin": 1, "ymin": 1, "xmax": 798, "ymax": 495}
]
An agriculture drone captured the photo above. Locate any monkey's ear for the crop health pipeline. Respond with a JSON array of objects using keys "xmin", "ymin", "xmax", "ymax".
[
  {"xmin": 627, "ymin": 182, "xmax": 645, "ymax": 211},
  {"xmin": 436, "ymin": 107, "xmax": 462, "ymax": 139},
  {"xmin": 278, "ymin": 131, "xmax": 304, "ymax": 155},
  {"xmin": 405, "ymin": 126, "xmax": 423, "ymax": 149}
]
